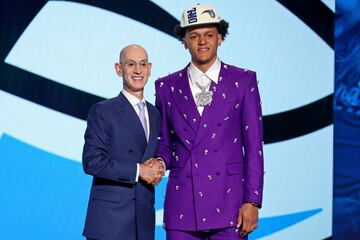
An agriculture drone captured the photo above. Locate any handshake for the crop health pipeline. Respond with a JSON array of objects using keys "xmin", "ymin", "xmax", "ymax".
[{"xmin": 139, "ymin": 158, "xmax": 165, "ymax": 186}]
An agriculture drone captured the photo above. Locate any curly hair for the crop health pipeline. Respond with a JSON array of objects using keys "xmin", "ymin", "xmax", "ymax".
[{"xmin": 174, "ymin": 20, "xmax": 229, "ymax": 41}]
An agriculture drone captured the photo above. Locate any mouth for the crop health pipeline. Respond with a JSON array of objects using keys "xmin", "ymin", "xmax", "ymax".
[
  {"xmin": 197, "ymin": 47, "xmax": 210, "ymax": 54},
  {"xmin": 131, "ymin": 76, "xmax": 144, "ymax": 81}
]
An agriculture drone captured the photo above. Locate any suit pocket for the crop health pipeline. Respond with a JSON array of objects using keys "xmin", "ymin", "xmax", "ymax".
[
  {"xmin": 227, "ymin": 163, "xmax": 243, "ymax": 175},
  {"xmin": 91, "ymin": 188, "xmax": 132, "ymax": 203}
]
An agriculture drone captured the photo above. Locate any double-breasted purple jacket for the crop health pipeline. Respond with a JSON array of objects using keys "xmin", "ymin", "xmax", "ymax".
[{"xmin": 155, "ymin": 62, "xmax": 264, "ymax": 231}]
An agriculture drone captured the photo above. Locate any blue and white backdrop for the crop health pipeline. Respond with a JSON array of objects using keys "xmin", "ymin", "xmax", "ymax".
[{"xmin": 0, "ymin": 1, "xmax": 335, "ymax": 239}]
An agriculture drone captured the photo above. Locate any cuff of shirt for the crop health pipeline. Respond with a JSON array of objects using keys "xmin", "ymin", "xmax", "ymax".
[{"xmin": 135, "ymin": 163, "xmax": 140, "ymax": 182}]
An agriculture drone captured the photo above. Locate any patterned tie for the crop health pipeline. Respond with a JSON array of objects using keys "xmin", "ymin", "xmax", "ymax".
[{"xmin": 137, "ymin": 102, "xmax": 148, "ymax": 140}]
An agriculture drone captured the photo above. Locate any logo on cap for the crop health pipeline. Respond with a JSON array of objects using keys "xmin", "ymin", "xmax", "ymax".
[
  {"xmin": 187, "ymin": 7, "xmax": 197, "ymax": 24},
  {"xmin": 201, "ymin": 9, "xmax": 216, "ymax": 18}
]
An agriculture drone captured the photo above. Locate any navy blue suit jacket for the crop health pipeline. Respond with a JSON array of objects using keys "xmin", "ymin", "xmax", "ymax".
[{"xmin": 82, "ymin": 93, "xmax": 160, "ymax": 240}]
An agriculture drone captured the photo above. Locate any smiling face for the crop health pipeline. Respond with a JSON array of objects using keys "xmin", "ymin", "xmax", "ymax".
[
  {"xmin": 115, "ymin": 45, "xmax": 151, "ymax": 99},
  {"xmin": 183, "ymin": 25, "xmax": 222, "ymax": 72}
]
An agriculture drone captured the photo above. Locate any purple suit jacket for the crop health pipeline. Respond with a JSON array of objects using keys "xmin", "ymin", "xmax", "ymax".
[{"xmin": 155, "ymin": 62, "xmax": 264, "ymax": 231}]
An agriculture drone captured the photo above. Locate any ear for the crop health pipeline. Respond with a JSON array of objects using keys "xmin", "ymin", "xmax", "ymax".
[
  {"xmin": 148, "ymin": 63, "xmax": 152, "ymax": 76},
  {"xmin": 217, "ymin": 34, "xmax": 222, "ymax": 46},
  {"xmin": 182, "ymin": 38, "xmax": 188, "ymax": 49},
  {"xmin": 115, "ymin": 63, "xmax": 122, "ymax": 77}
]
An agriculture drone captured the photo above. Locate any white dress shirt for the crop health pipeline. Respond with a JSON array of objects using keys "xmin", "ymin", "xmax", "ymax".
[
  {"xmin": 122, "ymin": 89, "xmax": 150, "ymax": 182},
  {"xmin": 188, "ymin": 58, "xmax": 221, "ymax": 115}
]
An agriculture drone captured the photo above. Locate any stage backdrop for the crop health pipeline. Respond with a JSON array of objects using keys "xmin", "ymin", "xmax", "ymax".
[{"xmin": 0, "ymin": 1, "xmax": 334, "ymax": 239}]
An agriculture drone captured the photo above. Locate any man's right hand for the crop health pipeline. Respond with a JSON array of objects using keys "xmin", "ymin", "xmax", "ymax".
[{"xmin": 139, "ymin": 158, "xmax": 165, "ymax": 186}]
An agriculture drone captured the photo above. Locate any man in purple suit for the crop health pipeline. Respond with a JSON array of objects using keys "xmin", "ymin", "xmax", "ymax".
[{"xmin": 155, "ymin": 4, "xmax": 264, "ymax": 240}]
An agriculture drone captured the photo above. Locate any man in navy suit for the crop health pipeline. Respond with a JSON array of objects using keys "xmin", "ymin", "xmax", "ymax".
[{"xmin": 82, "ymin": 44, "xmax": 164, "ymax": 240}]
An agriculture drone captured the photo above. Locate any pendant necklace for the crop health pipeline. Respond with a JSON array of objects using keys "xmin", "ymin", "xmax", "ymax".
[{"xmin": 194, "ymin": 78, "xmax": 213, "ymax": 107}]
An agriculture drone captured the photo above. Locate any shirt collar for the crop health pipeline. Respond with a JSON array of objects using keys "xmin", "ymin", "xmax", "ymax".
[
  {"xmin": 122, "ymin": 89, "xmax": 146, "ymax": 107},
  {"xmin": 188, "ymin": 58, "xmax": 221, "ymax": 86}
]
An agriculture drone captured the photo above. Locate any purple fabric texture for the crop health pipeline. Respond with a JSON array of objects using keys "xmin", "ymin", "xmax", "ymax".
[{"xmin": 155, "ymin": 62, "xmax": 264, "ymax": 231}]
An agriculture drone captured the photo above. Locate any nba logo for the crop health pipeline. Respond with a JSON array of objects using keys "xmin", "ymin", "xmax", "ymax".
[{"xmin": 187, "ymin": 7, "xmax": 197, "ymax": 24}]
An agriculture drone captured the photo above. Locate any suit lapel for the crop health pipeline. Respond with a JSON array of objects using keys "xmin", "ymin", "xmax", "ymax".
[
  {"xmin": 114, "ymin": 93, "xmax": 147, "ymax": 153},
  {"xmin": 142, "ymin": 103, "xmax": 158, "ymax": 162},
  {"xmin": 171, "ymin": 67, "xmax": 201, "ymax": 132}
]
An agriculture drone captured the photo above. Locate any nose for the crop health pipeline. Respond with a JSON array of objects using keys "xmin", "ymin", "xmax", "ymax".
[
  {"xmin": 133, "ymin": 63, "xmax": 141, "ymax": 74},
  {"xmin": 198, "ymin": 35, "xmax": 206, "ymax": 45}
]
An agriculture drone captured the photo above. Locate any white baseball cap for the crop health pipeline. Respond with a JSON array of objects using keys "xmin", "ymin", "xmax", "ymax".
[{"xmin": 180, "ymin": 3, "xmax": 221, "ymax": 28}]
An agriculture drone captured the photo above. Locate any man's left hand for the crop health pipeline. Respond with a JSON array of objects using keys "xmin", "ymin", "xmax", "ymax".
[{"xmin": 236, "ymin": 203, "xmax": 259, "ymax": 237}]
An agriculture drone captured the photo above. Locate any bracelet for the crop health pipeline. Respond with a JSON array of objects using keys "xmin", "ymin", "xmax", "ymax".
[{"xmin": 247, "ymin": 202, "xmax": 260, "ymax": 208}]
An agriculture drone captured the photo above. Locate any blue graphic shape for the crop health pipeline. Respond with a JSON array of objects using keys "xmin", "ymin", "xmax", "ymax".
[
  {"xmin": 0, "ymin": 133, "xmax": 322, "ymax": 239},
  {"xmin": 0, "ymin": 133, "xmax": 92, "ymax": 240},
  {"xmin": 250, "ymin": 208, "xmax": 322, "ymax": 239},
  {"xmin": 155, "ymin": 175, "xmax": 168, "ymax": 210}
]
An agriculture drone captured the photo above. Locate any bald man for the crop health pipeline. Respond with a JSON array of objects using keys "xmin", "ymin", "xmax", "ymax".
[{"xmin": 82, "ymin": 44, "xmax": 164, "ymax": 240}]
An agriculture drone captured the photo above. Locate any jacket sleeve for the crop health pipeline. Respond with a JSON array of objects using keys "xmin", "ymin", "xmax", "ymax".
[
  {"xmin": 155, "ymin": 81, "xmax": 174, "ymax": 169},
  {"xmin": 82, "ymin": 103, "xmax": 137, "ymax": 184},
  {"xmin": 241, "ymin": 72, "xmax": 264, "ymax": 207}
]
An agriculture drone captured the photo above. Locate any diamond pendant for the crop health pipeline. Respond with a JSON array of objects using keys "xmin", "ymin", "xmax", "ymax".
[{"xmin": 196, "ymin": 91, "xmax": 213, "ymax": 107}]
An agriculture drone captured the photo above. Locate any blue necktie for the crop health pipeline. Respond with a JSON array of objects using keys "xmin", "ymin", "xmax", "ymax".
[{"xmin": 137, "ymin": 102, "xmax": 148, "ymax": 140}]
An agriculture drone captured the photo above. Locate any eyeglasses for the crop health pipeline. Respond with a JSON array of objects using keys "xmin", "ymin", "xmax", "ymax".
[{"xmin": 120, "ymin": 61, "xmax": 151, "ymax": 70}]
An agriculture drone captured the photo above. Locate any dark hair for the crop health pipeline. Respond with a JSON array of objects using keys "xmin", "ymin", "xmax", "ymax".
[{"xmin": 174, "ymin": 19, "xmax": 229, "ymax": 41}]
